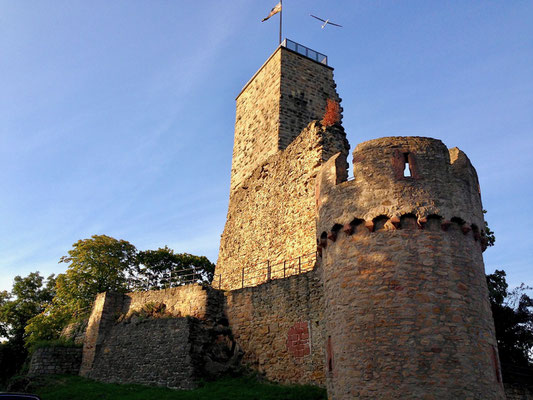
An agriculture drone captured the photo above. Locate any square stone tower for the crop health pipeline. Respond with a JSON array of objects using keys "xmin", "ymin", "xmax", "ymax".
[
  {"xmin": 217, "ymin": 40, "xmax": 349, "ymax": 290},
  {"xmin": 229, "ymin": 40, "xmax": 342, "ymax": 194}
]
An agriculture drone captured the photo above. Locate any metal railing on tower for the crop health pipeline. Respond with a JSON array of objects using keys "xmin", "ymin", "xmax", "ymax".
[{"xmin": 281, "ymin": 39, "xmax": 328, "ymax": 65}]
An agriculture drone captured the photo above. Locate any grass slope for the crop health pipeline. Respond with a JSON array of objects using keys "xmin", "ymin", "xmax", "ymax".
[{"xmin": 30, "ymin": 375, "xmax": 327, "ymax": 400}]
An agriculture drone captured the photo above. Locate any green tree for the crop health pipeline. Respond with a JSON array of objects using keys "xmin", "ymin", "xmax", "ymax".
[
  {"xmin": 56, "ymin": 235, "xmax": 138, "ymax": 306},
  {"xmin": 24, "ymin": 235, "xmax": 215, "ymax": 347},
  {"xmin": 25, "ymin": 235, "xmax": 137, "ymax": 347},
  {"xmin": 133, "ymin": 246, "xmax": 215, "ymax": 290},
  {"xmin": 486, "ymin": 270, "xmax": 533, "ymax": 381},
  {"xmin": 483, "ymin": 209, "xmax": 496, "ymax": 248},
  {"xmin": 0, "ymin": 272, "xmax": 55, "ymax": 385},
  {"xmin": 0, "ymin": 272, "xmax": 55, "ymax": 344}
]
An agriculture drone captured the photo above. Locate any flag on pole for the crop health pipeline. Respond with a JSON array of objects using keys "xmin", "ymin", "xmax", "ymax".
[{"xmin": 262, "ymin": 2, "xmax": 282, "ymax": 22}]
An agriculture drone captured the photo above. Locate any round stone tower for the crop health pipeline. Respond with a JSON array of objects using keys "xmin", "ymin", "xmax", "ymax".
[{"xmin": 316, "ymin": 137, "xmax": 505, "ymax": 399}]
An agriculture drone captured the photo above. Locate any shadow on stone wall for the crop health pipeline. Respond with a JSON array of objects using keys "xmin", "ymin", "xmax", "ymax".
[{"xmin": 80, "ymin": 285, "xmax": 242, "ymax": 389}]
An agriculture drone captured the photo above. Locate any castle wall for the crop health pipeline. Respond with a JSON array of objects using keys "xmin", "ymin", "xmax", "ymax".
[
  {"xmin": 80, "ymin": 279, "xmax": 325, "ymax": 388},
  {"xmin": 321, "ymin": 223, "xmax": 503, "ymax": 399},
  {"xmin": 230, "ymin": 46, "xmax": 340, "ymax": 194},
  {"xmin": 80, "ymin": 291, "xmax": 124, "ymax": 376},
  {"xmin": 87, "ymin": 318, "xmax": 197, "ymax": 389},
  {"xmin": 217, "ymin": 122, "xmax": 348, "ymax": 290},
  {"xmin": 316, "ymin": 137, "xmax": 505, "ymax": 399},
  {"xmin": 60, "ymin": 320, "xmax": 87, "ymax": 346},
  {"xmin": 224, "ymin": 268, "xmax": 326, "ymax": 386},
  {"xmin": 122, "ymin": 284, "xmax": 222, "ymax": 320},
  {"xmin": 28, "ymin": 347, "xmax": 82, "ymax": 376},
  {"xmin": 80, "ymin": 284, "xmax": 232, "ymax": 388}
]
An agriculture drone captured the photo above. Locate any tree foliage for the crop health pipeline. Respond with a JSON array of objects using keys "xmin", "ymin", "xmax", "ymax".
[
  {"xmin": 0, "ymin": 272, "xmax": 55, "ymax": 344},
  {"xmin": 24, "ymin": 235, "xmax": 215, "ymax": 347},
  {"xmin": 483, "ymin": 209, "xmax": 496, "ymax": 248},
  {"xmin": 486, "ymin": 269, "xmax": 533, "ymax": 374},
  {"xmin": 56, "ymin": 235, "xmax": 138, "ymax": 308},
  {"xmin": 24, "ymin": 235, "xmax": 137, "ymax": 347},
  {"xmin": 0, "ymin": 272, "xmax": 56, "ymax": 385},
  {"xmin": 132, "ymin": 246, "xmax": 215, "ymax": 290}
]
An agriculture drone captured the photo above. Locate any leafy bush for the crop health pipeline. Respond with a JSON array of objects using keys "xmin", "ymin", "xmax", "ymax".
[{"xmin": 118, "ymin": 302, "xmax": 174, "ymax": 323}]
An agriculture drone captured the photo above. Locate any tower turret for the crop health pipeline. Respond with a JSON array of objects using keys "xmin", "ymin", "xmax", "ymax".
[{"xmin": 316, "ymin": 137, "xmax": 505, "ymax": 399}]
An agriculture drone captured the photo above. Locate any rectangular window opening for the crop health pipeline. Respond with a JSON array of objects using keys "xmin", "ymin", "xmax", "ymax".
[{"xmin": 403, "ymin": 153, "xmax": 411, "ymax": 177}]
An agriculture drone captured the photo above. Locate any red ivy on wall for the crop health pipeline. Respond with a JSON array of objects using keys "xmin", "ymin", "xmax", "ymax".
[{"xmin": 321, "ymin": 99, "xmax": 341, "ymax": 127}]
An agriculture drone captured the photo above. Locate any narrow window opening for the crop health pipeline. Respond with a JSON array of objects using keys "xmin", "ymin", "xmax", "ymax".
[{"xmin": 403, "ymin": 153, "xmax": 411, "ymax": 177}]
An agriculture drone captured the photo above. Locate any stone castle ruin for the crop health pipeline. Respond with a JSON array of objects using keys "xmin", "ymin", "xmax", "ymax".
[{"xmin": 31, "ymin": 40, "xmax": 506, "ymax": 399}]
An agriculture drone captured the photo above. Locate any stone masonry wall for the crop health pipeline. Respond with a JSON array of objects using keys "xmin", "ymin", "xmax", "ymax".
[
  {"xmin": 224, "ymin": 268, "xmax": 326, "ymax": 386},
  {"xmin": 230, "ymin": 48, "xmax": 281, "ymax": 194},
  {"xmin": 316, "ymin": 137, "xmax": 505, "ymax": 399},
  {"xmin": 81, "ymin": 277, "xmax": 325, "ymax": 389},
  {"xmin": 80, "ymin": 291, "xmax": 123, "ymax": 376},
  {"xmin": 217, "ymin": 122, "xmax": 348, "ymax": 290},
  {"xmin": 80, "ymin": 284, "xmax": 227, "ymax": 386},
  {"xmin": 317, "ymin": 137, "xmax": 485, "ymax": 234},
  {"xmin": 28, "ymin": 347, "xmax": 82, "ymax": 376},
  {"xmin": 230, "ymin": 45, "xmax": 339, "ymax": 194},
  {"xmin": 320, "ymin": 222, "xmax": 504, "ymax": 399},
  {"xmin": 88, "ymin": 317, "xmax": 197, "ymax": 389},
  {"xmin": 60, "ymin": 320, "xmax": 87, "ymax": 346},
  {"xmin": 122, "ymin": 284, "xmax": 223, "ymax": 320},
  {"xmin": 278, "ymin": 48, "xmax": 341, "ymax": 150}
]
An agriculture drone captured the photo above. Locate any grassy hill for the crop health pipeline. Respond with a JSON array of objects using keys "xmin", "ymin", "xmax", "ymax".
[{"xmin": 13, "ymin": 374, "xmax": 327, "ymax": 400}]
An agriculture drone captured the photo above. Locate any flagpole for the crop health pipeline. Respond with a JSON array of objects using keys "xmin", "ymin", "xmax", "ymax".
[{"xmin": 279, "ymin": 0, "xmax": 283, "ymax": 44}]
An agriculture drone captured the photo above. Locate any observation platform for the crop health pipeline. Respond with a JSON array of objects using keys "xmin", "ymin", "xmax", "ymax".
[{"xmin": 281, "ymin": 39, "xmax": 328, "ymax": 65}]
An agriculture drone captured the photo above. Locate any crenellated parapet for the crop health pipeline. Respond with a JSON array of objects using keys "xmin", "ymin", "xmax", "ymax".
[
  {"xmin": 317, "ymin": 136, "xmax": 485, "ymax": 245},
  {"xmin": 317, "ymin": 213, "xmax": 487, "ymax": 258}
]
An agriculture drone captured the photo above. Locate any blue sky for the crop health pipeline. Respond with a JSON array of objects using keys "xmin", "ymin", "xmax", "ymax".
[{"xmin": 0, "ymin": 1, "xmax": 532, "ymax": 292}]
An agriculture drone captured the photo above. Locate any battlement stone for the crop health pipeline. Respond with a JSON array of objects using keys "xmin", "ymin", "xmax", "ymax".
[{"xmin": 317, "ymin": 136, "xmax": 485, "ymax": 235}]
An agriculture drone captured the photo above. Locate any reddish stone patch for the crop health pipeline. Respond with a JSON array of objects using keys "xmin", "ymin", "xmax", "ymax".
[
  {"xmin": 286, "ymin": 321, "xmax": 311, "ymax": 357},
  {"xmin": 391, "ymin": 149, "xmax": 405, "ymax": 180}
]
